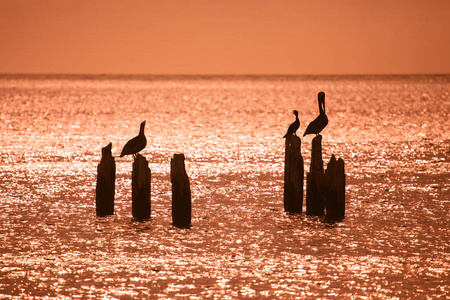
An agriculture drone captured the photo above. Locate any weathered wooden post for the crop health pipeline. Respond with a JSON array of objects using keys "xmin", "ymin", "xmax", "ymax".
[
  {"xmin": 171, "ymin": 154, "xmax": 191, "ymax": 228},
  {"xmin": 132, "ymin": 154, "xmax": 151, "ymax": 220},
  {"xmin": 306, "ymin": 135, "xmax": 325, "ymax": 216},
  {"xmin": 325, "ymin": 155, "xmax": 346, "ymax": 220},
  {"xmin": 96, "ymin": 142, "xmax": 116, "ymax": 216},
  {"xmin": 283, "ymin": 135, "xmax": 304, "ymax": 213}
]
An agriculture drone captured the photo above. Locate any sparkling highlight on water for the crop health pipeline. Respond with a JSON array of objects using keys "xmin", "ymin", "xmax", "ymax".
[{"xmin": 0, "ymin": 75, "xmax": 449, "ymax": 298}]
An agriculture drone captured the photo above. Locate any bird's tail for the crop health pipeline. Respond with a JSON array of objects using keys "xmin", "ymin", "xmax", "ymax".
[{"xmin": 303, "ymin": 129, "xmax": 310, "ymax": 137}]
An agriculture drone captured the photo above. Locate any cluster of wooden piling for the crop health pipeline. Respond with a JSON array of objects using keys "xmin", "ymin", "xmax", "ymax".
[
  {"xmin": 95, "ymin": 144, "xmax": 191, "ymax": 227},
  {"xmin": 284, "ymin": 135, "xmax": 346, "ymax": 220},
  {"xmin": 96, "ymin": 134, "xmax": 345, "ymax": 226}
]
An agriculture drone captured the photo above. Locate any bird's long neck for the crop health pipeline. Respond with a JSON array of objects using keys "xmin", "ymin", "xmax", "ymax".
[
  {"xmin": 139, "ymin": 124, "xmax": 145, "ymax": 135},
  {"xmin": 319, "ymin": 98, "xmax": 324, "ymax": 115}
]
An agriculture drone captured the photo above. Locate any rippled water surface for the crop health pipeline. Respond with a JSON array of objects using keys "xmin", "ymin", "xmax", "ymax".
[{"xmin": 0, "ymin": 75, "xmax": 449, "ymax": 299}]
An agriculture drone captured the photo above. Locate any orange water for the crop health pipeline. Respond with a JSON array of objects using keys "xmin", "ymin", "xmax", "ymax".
[{"xmin": 0, "ymin": 75, "xmax": 449, "ymax": 298}]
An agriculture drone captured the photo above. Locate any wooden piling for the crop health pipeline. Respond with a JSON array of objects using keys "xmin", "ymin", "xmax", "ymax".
[
  {"xmin": 306, "ymin": 135, "xmax": 325, "ymax": 216},
  {"xmin": 325, "ymin": 155, "xmax": 346, "ymax": 220},
  {"xmin": 96, "ymin": 142, "xmax": 116, "ymax": 216},
  {"xmin": 132, "ymin": 154, "xmax": 151, "ymax": 220},
  {"xmin": 170, "ymin": 154, "xmax": 191, "ymax": 228},
  {"xmin": 283, "ymin": 135, "xmax": 304, "ymax": 213}
]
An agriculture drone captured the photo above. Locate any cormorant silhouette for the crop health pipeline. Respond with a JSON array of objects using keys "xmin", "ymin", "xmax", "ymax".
[
  {"xmin": 120, "ymin": 121, "xmax": 147, "ymax": 158},
  {"xmin": 303, "ymin": 92, "xmax": 328, "ymax": 136},
  {"xmin": 283, "ymin": 110, "xmax": 300, "ymax": 138}
]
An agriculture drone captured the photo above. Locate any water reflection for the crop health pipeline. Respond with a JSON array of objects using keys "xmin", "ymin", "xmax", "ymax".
[{"xmin": 0, "ymin": 75, "xmax": 449, "ymax": 298}]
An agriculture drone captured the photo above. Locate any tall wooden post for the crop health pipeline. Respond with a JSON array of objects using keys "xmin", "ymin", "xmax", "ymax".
[
  {"xmin": 96, "ymin": 142, "xmax": 115, "ymax": 216},
  {"xmin": 325, "ymin": 155, "xmax": 346, "ymax": 220},
  {"xmin": 283, "ymin": 135, "xmax": 304, "ymax": 213},
  {"xmin": 306, "ymin": 135, "xmax": 325, "ymax": 216},
  {"xmin": 132, "ymin": 154, "xmax": 151, "ymax": 221},
  {"xmin": 171, "ymin": 154, "xmax": 191, "ymax": 228}
]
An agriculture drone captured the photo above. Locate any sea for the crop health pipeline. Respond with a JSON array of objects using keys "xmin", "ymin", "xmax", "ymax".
[{"xmin": 0, "ymin": 74, "xmax": 449, "ymax": 299}]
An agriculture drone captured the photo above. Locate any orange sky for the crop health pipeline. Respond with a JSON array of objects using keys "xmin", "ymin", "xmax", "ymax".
[{"xmin": 1, "ymin": 0, "xmax": 449, "ymax": 75}]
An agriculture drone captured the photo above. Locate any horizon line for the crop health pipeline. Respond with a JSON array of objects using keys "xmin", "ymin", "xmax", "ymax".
[{"xmin": 0, "ymin": 72, "xmax": 449, "ymax": 78}]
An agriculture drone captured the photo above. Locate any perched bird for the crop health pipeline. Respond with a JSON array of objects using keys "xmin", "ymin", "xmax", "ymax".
[
  {"xmin": 120, "ymin": 121, "xmax": 147, "ymax": 158},
  {"xmin": 283, "ymin": 110, "xmax": 300, "ymax": 138},
  {"xmin": 303, "ymin": 92, "xmax": 328, "ymax": 136}
]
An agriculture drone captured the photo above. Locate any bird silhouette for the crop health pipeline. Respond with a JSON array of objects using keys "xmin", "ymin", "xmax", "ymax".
[
  {"xmin": 283, "ymin": 110, "xmax": 300, "ymax": 138},
  {"xmin": 303, "ymin": 92, "xmax": 328, "ymax": 136},
  {"xmin": 120, "ymin": 121, "xmax": 147, "ymax": 158}
]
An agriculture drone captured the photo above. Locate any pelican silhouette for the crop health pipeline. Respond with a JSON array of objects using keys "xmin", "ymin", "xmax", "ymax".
[
  {"xmin": 283, "ymin": 110, "xmax": 300, "ymax": 138},
  {"xmin": 303, "ymin": 92, "xmax": 328, "ymax": 136},
  {"xmin": 120, "ymin": 121, "xmax": 147, "ymax": 158}
]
